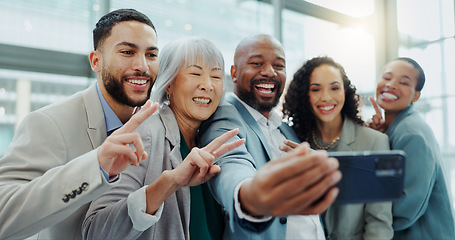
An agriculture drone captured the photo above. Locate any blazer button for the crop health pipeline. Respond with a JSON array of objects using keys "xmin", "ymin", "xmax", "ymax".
[
  {"xmin": 279, "ymin": 217, "xmax": 287, "ymax": 224},
  {"xmin": 62, "ymin": 195, "xmax": 70, "ymax": 203},
  {"xmin": 69, "ymin": 191, "xmax": 76, "ymax": 199},
  {"xmin": 80, "ymin": 182, "xmax": 89, "ymax": 191}
]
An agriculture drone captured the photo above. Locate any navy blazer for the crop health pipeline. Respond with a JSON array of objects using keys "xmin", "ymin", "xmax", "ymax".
[{"xmin": 199, "ymin": 94, "xmax": 299, "ymax": 240}]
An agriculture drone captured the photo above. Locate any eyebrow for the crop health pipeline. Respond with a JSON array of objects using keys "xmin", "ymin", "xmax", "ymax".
[
  {"xmin": 115, "ymin": 41, "xmax": 158, "ymax": 51},
  {"xmin": 249, "ymin": 55, "xmax": 285, "ymax": 62},
  {"xmin": 187, "ymin": 64, "xmax": 202, "ymax": 70},
  {"xmin": 309, "ymin": 81, "xmax": 341, "ymax": 87}
]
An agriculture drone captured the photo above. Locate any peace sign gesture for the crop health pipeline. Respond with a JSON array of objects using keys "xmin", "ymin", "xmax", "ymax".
[
  {"xmin": 172, "ymin": 128, "xmax": 245, "ymax": 187},
  {"xmin": 366, "ymin": 97, "xmax": 387, "ymax": 133},
  {"xmin": 98, "ymin": 100, "xmax": 159, "ymax": 177}
]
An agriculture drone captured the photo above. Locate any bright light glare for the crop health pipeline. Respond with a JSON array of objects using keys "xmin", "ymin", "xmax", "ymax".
[{"xmin": 305, "ymin": 0, "xmax": 374, "ymax": 18}]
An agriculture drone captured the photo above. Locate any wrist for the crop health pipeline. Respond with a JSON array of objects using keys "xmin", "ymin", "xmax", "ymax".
[{"xmin": 238, "ymin": 179, "xmax": 264, "ymax": 217}]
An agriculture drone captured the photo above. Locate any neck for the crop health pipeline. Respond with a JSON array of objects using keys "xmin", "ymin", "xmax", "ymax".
[
  {"xmin": 172, "ymin": 109, "xmax": 200, "ymax": 149},
  {"xmin": 99, "ymin": 84, "xmax": 135, "ymax": 124},
  {"xmin": 315, "ymin": 115, "xmax": 343, "ymax": 142}
]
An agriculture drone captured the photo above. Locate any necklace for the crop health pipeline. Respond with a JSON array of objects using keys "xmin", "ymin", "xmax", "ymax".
[{"xmin": 312, "ymin": 131, "xmax": 340, "ymax": 150}]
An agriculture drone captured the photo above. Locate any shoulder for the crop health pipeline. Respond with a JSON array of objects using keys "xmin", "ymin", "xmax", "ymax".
[{"xmin": 346, "ymin": 120, "xmax": 389, "ymax": 151}]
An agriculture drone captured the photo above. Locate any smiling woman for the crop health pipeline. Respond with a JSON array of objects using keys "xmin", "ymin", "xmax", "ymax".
[{"xmin": 282, "ymin": 56, "xmax": 393, "ymax": 240}]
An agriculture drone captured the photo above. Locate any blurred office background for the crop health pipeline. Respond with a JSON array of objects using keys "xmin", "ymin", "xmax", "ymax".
[{"xmin": 0, "ymin": 0, "xmax": 454, "ymax": 199}]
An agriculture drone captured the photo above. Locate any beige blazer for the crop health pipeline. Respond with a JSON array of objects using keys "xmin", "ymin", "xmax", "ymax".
[
  {"xmin": 323, "ymin": 117, "xmax": 394, "ymax": 240},
  {"xmin": 83, "ymin": 104, "xmax": 191, "ymax": 240},
  {"xmin": 0, "ymin": 84, "xmax": 113, "ymax": 240}
]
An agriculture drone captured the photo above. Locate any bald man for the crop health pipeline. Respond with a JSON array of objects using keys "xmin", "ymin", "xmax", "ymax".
[{"xmin": 199, "ymin": 34, "xmax": 341, "ymax": 239}]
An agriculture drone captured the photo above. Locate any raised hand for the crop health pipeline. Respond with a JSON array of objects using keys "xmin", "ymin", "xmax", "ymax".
[
  {"xmin": 97, "ymin": 100, "xmax": 159, "ymax": 177},
  {"xmin": 144, "ymin": 128, "xmax": 245, "ymax": 215},
  {"xmin": 366, "ymin": 97, "xmax": 386, "ymax": 133},
  {"xmin": 172, "ymin": 128, "xmax": 245, "ymax": 187},
  {"xmin": 239, "ymin": 142, "xmax": 341, "ymax": 217}
]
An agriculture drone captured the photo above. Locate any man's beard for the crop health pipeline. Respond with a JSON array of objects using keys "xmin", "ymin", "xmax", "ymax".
[
  {"xmin": 102, "ymin": 70, "xmax": 152, "ymax": 107},
  {"xmin": 237, "ymin": 79, "xmax": 282, "ymax": 113}
]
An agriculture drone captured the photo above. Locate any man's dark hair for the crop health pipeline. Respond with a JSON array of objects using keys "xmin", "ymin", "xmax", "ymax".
[{"xmin": 93, "ymin": 9, "xmax": 156, "ymax": 50}]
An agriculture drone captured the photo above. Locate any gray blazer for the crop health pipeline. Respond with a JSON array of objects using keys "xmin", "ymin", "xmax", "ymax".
[
  {"xmin": 83, "ymin": 105, "xmax": 191, "ymax": 240},
  {"xmin": 323, "ymin": 117, "xmax": 394, "ymax": 240},
  {"xmin": 0, "ymin": 84, "xmax": 113, "ymax": 240},
  {"xmin": 198, "ymin": 94, "xmax": 299, "ymax": 240}
]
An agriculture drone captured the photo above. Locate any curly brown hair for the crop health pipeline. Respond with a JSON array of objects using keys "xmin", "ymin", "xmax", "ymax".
[{"xmin": 282, "ymin": 56, "xmax": 363, "ymax": 142}]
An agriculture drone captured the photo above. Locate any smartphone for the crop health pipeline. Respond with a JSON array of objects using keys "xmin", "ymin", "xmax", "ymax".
[{"xmin": 328, "ymin": 150, "xmax": 406, "ymax": 204}]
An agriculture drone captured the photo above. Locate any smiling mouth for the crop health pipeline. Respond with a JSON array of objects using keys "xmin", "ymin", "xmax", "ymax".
[
  {"xmin": 255, "ymin": 83, "xmax": 275, "ymax": 94},
  {"xmin": 126, "ymin": 79, "xmax": 148, "ymax": 85},
  {"xmin": 319, "ymin": 105, "xmax": 335, "ymax": 111},
  {"xmin": 382, "ymin": 92, "xmax": 398, "ymax": 100},
  {"xmin": 193, "ymin": 97, "xmax": 211, "ymax": 104}
]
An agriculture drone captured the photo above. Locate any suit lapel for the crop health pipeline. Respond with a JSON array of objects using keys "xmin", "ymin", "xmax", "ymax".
[
  {"xmin": 83, "ymin": 84, "xmax": 107, "ymax": 149},
  {"xmin": 227, "ymin": 95, "xmax": 273, "ymax": 160},
  {"xmin": 337, "ymin": 117, "xmax": 355, "ymax": 151}
]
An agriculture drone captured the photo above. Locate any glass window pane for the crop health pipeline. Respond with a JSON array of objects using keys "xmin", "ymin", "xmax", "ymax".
[
  {"xmin": 0, "ymin": 0, "xmax": 92, "ymax": 54},
  {"xmin": 397, "ymin": 0, "xmax": 442, "ymax": 41},
  {"xmin": 282, "ymin": 10, "xmax": 376, "ymax": 95}
]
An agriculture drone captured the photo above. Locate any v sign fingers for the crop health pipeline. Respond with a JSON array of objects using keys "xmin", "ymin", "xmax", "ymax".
[
  {"xmin": 368, "ymin": 97, "xmax": 386, "ymax": 132},
  {"xmin": 202, "ymin": 128, "xmax": 245, "ymax": 159},
  {"xmin": 98, "ymin": 100, "xmax": 159, "ymax": 177}
]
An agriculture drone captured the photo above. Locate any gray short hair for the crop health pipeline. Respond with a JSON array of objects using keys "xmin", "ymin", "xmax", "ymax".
[{"xmin": 151, "ymin": 37, "xmax": 225, "ymax": 105}]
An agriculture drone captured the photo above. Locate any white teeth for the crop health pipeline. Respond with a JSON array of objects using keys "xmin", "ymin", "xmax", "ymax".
[
  {"xmin": 127, "ymin": 79, "xmax": 147, "ymax": 85},
  {"xmin": 256, "ymin": 83, "xmax": 274, "ymax": 89},
  {"xmin": 382, "ymin": 92, "xmax": 398, "ymax": 100},
  {"xmin": 193, "ymin": 97, "xmax": 210, "ymax": 104},
  {"xmin": 320, "ymin": 105, "xmax": 334, "ymax": 111}
]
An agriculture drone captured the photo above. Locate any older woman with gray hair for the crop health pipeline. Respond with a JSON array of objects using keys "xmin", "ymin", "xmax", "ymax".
[{"xmin": 82, "ymin": 37, "xmax": 244, "ymax": 240}]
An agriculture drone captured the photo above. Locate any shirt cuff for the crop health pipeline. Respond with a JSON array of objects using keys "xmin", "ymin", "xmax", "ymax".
[
  {"xmin": 127, "ymin": 186, "xmax": 164, "ymax": 231},
  {"xmin": 99, "ymin": 166, "xmax": 119, "ymax": 183},
  {"xmin": 234, "ymin": 178, "xmax": 272, "ymax": 223}
]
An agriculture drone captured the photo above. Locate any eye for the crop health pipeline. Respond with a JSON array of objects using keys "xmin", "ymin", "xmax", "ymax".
[
  {"xmin": 331, "ymin": 86, "xmax": 340, "ymax": 91},
  {"xmin": 383, "ymin": 77, "xmax": 391, "ymax": 81},
  {"xmin": 191, "ymin": 73, "xmax": 201, "ymax": 76},
  {"xmin": 250, "ymin": 62, "xmax": 262, "ymax": 66},
  {"xmin": 147, "ymin": 53, "xmax": 157, "ymax": 58},
  {"xmin": 400, "ymin": 81, "xmax": 410, "ymax": 86},
  {"xmin": 310, "ymin": 88, "xmax": 320, "ymax": 92},
  {"xmin": 121, "ymin": 50, "xmax": 133, "ymax": 55}
]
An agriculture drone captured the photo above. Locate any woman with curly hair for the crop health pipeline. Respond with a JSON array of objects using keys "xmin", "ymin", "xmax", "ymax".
[{"xmin": 282, "ymin": 56, "xmax": 393, "ymax": 239}]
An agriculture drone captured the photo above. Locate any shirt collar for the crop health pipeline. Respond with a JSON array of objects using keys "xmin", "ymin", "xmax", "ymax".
[
  {"xmin": 233, "ymin": 94, "xmax": 282, "ymax": 129},
  {"xmin": 96, "ymin": 82, "xmax": 123, "ymax": 134}
]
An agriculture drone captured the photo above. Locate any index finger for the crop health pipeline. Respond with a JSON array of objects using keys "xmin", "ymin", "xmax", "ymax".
[
  {"xmin": 369, "ymin": 96, "xmax": 382, "ymax": 118},
  {"xmin": 202, "ymin": 128, "xmax": 240, "ymax": 153},
  {"xmin": 114, "ymin": 100, "xmax": 159, "ymax": 135}
]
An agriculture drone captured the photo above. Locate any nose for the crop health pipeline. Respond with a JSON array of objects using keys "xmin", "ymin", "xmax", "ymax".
[
  {"xmin": 199, "ymin": 75, "xmax": 214, "ymax": 92},
  {"xmin": 260, "ymin": 63, "xmax": 277, "ymax": 77},
  {"xmin": 132, "ymin": 55, "xmax": 148, "ymax": 73},
  {"xmin": 321, "ymin": 89, "xmax": 331, "ymax": 101},
  {"xmin": 385, "ymin": 78, "xmax": 397, "ymax": 89}
]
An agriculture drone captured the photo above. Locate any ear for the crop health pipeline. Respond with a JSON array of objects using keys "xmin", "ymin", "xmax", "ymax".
[
  {"xmin": 89, "ymin": 50, "xmax": 102, "ymax": 73},
  {"xmin": 230, "ymin": 65, "xmax": 238, "ymax": 83},
  {"xmin": 412, "ymin": 91, "xmax": 421, "ymax": 104}
]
